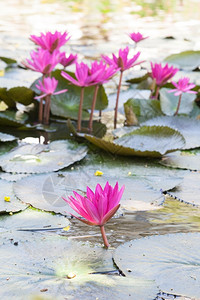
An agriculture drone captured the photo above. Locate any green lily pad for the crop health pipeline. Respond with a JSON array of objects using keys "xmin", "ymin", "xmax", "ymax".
[
  {"xmin": 0, "ymin": 140, "xmax": 88, "ymax": 174},
  {"xmin": 13, "ymin": 167, "xmax": 164, "ymax": 215},
  {"xmin": 164, "ymin": 50, "xmax": 200, "ymax": 71},
  {"xmin": 113, "ymin": 232, "xmax": 200, "ymax": 298},
  {"xmin": 0, "ymin": 235, "xmax": 158, "ymax": 300},
  {"xmin": 0, "ymin": 208, "xmax": 70, "ymax": 233},
  {"xmin": 166, "ymin": 172, "xmax": 200, "ymax": 207},
  {"xmin": 124, "ymin": 98, "xmax": 163, "ymax": 125},
  {"xmin": 0, "ymin": 179, "xmax": 28, "ymax": 213},
  {"xmin": 159, "ymin": 87, "xmax": 196, "ymax": 116},
  {"xmin": 85, "ymin": 125, "xmax": 185, "ymax": 157},
  {"xmin": 143, "ymin": 116, "xmax": 200, "ymax": 149},
  {"xmin": 0, "ymin": 132, "xmax": 16, "ymax": 142},
  {"xmin": 0, "ymin": 87, "xmax": 15, "ymax": 108},
  {"xmin": 0, "ymin": 141, "xmax": 18, "ymax": 156},
  {"xmin": 161, "ymin": 150, "xmax": 200, "ymax": 171},
  {"xmin": 7, "ymin": 86, "xmax": 35, "ymax": 106},
  {"xmin": 0, "ymin": 110, "xmax": 28, "ymax": 127},
  {"xmin": 32, "ymin": 70, "xmax": 108, "ymax": 120}
]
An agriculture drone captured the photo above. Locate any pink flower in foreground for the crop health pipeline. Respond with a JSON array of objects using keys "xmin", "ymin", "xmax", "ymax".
[
  {"xmin": 30, "ymin": 31, "xmax": 70, "ymax": 53},
  {"xmin": 150, "ymin": 62, "xmax": 179, "ymax": 87},
  {"xmin": 23, "ymin": 49, "xmax": 62, "ymax": 75},
  {"xmin": 168, "ymin": 77, "xmax": 197, "ymax": 96},
  {"xmin": 102, "ymin": 47, "xmax": 144, "ymax": 72},
  {"xmin": 63, "ymin": 182, "xmax": 124, "ymax": 248},
  {"xmin": 60, "ymin": 53, "xmax": 78, "ymax": 68},
  {"xmin": 64, "ymin": 182, "xmax": 124, "ymax": 226},
  {"xmin": 35, "ymin": 77, "xmax": 67, "ymax": 99},
  {"xmin": 129, "ymin": 32, "xmax": 149, "ymax": 43},
  {"xmin": 61, "ymin": 62, "xmax": 102, "ymax": 87}
]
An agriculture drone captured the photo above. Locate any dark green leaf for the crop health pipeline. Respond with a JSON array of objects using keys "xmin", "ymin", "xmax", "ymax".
[
  {"xmin": 7, "ymin": 86, "xmax": 35, "ymax": 106},
  {"xmin": 0, "ymin": 56, "xmax": 17, "ymax": 65},
  {"xmin": 0, "ymin": 110, "xmax": 28, "ymax": 127},
  {"xmin": 0, "ymin": 88, "xmax": 16, "ymax": 108}
]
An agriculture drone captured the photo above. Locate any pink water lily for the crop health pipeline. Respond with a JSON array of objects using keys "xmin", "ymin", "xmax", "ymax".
[
  {"xmin": 150, "ymin": 62, "xmax": 179, "ymax": 87},
  {"xmin": 129, "ymin": 32, "xmax": 149, "ymax": 43},
  {"xmin": 61, "ymin": 62, "xmax": 103, "ymax": 131},
  {"xmin": 35, "ymin": 77, "xmax": 67, "ymax": 99},
  {"xmin": 30, "ymin": 31, "xmax": 70, "ymax": 53},
  {"xmin": 63, "ymin": 182, "xmax": 125, "ymax": 248},
  {"xmin": 102, "ymin": 47, "xmax": 144, "ymax": 129},
  {"xmin": 60, "ymin": 53, "xmax": 78, "ymax": 68},
  {"xmin": 169, "ymin": 77, "xmax": 197, "ymax": 96},
  {"xmin": 23, "ymin": 48, "xmax": 62, "ymax": 75},
  {"xmin": 102, "ymin": 46, "xmax": 143, "ymax": 72},
  {"xmin": 168, "ymin": 77, "xmax": 197, "ymax": 116}
]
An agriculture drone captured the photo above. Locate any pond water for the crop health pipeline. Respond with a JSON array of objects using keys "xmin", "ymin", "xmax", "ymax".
[{"xmin": 1, "ymin": 1, "xmax": 200, "ymax": 300}]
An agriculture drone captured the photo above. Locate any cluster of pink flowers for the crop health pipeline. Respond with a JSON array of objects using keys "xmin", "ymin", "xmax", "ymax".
[{"xmin": 23, "ymin": 31, "xmax": 77, "ymax": 124}]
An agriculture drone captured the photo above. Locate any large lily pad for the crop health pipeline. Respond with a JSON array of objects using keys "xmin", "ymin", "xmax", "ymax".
[
  {"xmin": 85, "ymin": 125, "xmax": 185, "ymax": 157},
  {"xmin": 113, "ymin": 232, "xmax": 200, "ymax": 298},
  {"xmin": 161, "ymin": 150, "xmax": 200, "ymax": 171},
  {"xmin": 13, "ymin": 168, "xmax": 164, "ymax": 216},
  {"xmin": 0, "ymin": 235, "xmax": 158, "ymax": 300},
  {"xmin": 0, "ymin": 140, "xmax": 88, "ymax": 173},
  {"xmin": 164, "ymin": 50, "xmax": 200, "ymax": 71},
  {"xmin": 0, "ymin": 179, "xmax": 28, "ymax": 213},
  {"xmin": 143, "ymin": 116, "xmax": 200, "ymax": 149},
  {"xmin": 159, "ymin": 87, "xmax": 196, "ymax": 116},
  {"xmin": 166, "ymin": 172, "xmax": 200, "ymax": 207}
]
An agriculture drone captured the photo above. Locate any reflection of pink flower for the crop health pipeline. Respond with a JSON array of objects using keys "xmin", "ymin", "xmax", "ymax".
[
  {"xmin": 102, "ymin": 47, "xmax": 144, "ymax": 72},
  {"xmin": 60, "ymin": 53, "xmax": 78, "ymax": 68},
  {"xmin": 23, "ymin": 49, "xmax": 61, "ymax": 75},
  {"xmin": 129, "ymin": 32, "xmax": 148, "ymax": 43},
  {"xmin": 63, "ymin": 182, "xmax": 124, "ymax": 226},
  {"xmin": 30, "ymin": 31, "xmax": 70, "ymax": 53},
  {"xmin": 168, "ymin": 77, "xmax": 197, "ymax": 96},
  {"xmin": 35, "ymin": 77, "xmax": 67, "ymax": 99},
  {"xmin": 150, "ymin": 62, "xmax": 179, "ymax": 87},
  {"xmin": 61, "ymin": 62, "xmax": 101, "ymax": 87}
]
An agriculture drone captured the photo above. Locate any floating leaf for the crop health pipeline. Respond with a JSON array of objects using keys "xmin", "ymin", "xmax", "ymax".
[
  {"xmin": 85, "ymin": 125, "xmax": 185, "ymax": 157},
  {"xmin": 0, "ymin": 110, "xmax": 28, "ymax": 127},
  {"xmin": 0, "ymin": 56, "xmax": 17, "ymax": 65},
  {"xmin": 159, "ymin": 87, "xmax": 196, "ymax": 116},
  {"xmin": 7, "ymin": 86, "xmax": 35, "ymax": 106},
  {"xmin": 161, "ymin": 149, "xmax": 200, "ymax": 171},
  {"xmin": 166, "ymin": 172, "xmax": 200, "ymax": 207},
  {"xmin": 0, "ymin": 140, "xmax": 87, "ymax": 174},
  {"xmin": 0, "ymin": 235, "xmax": 158, "ymax": 300},
  {"xmin": 164, "ymin": 50, "xmax": 200, "ymax": 71},
  {"xmin": 113, "ymin": 232, "xmax": 200, "ymax": 298},
  {"xmin": 143, "ymin": 116, "xmax": 200, "ymax": 149},
  {"xmin": 0, "ymin": 179, "xmax": 28, "ymax": 213},
  {"xmin": 0, "ymin": 132, "xmax": 16, "ymax": 142},
  {"xmin": 13, "ymin": 169, "xmax": 163, "ymax": 215},
  {"xmin": 124, "ymin": 98, "xmax": 163, "ymax": 124}
]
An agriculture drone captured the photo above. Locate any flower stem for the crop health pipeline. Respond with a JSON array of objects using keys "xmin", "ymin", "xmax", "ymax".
[
  {"xmin": 38, "ymin": 75, "xmax": 45, "ymax": 124},
  {"xmin": 155, "ymin": 86, "xmax": 160, "ymax": 100},
  {"xmin": 100, "ymin": 225, "xmax": 110, "ymax": 248},
  {"xmin": 77, "ymin": 87, "xmax": 85, "ymax": 132},
  {"xmin": 114, "ymin": 71, "xmax": 123, "ymax": 129},
  {"xmin": 89, "ymin": 85, "xmax": 99, "ymax": 133},
  {"xmin": 43, "ymin": 95, "xmax": 51, "ymax": 125},
  {"xmin": 174, "ymin": 94, "xmax": 182, "ymax": 116}
]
